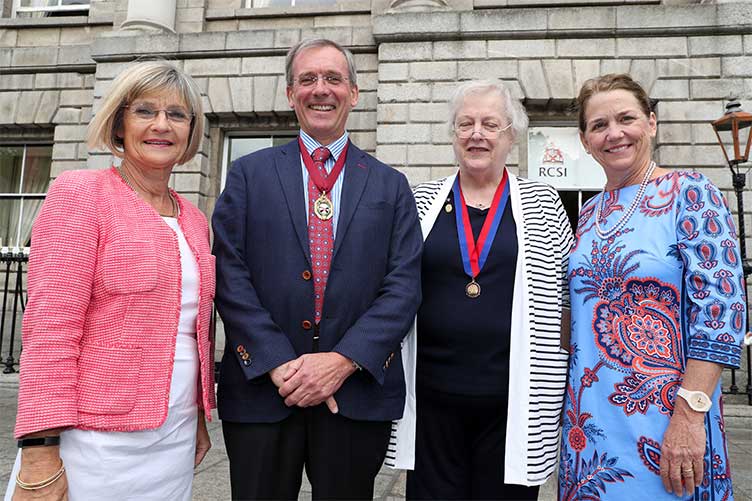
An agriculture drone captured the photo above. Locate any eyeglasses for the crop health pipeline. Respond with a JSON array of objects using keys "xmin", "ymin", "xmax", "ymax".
[
  {"xmin": 293, "ymin": 74, "xmax": 349, "ymax": 88},
  {"xmin": 124, "ymin": 104, "xmax": 194, "ymax": 125},
  {"xmin": 453, "ymin": 122, "xmax": 512, "ymax": 139}
]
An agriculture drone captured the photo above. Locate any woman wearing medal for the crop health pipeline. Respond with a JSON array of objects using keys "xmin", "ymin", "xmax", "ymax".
[{"xmin": 389, "ymin": 80, "xmax": 574, "ymax": 499}]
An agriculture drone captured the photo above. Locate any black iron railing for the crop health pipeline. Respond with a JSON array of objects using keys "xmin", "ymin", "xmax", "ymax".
[{"xmin": 0, "ymin": 248, "xmax": 27, "ymax": 374}]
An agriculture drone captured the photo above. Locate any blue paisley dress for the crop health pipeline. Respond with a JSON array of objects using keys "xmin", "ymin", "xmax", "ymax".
[{"xmin": 559, "ymin": 171, "xmax": 744, "ymax": 501}]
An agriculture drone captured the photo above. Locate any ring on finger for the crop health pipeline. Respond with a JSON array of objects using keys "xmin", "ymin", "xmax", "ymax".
[{"xmin": 681, "ymin": 467, "xmax": 694, "ymax": 477}]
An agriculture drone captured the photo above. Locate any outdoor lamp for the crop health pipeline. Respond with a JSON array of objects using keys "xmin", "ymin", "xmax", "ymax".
[
  {"xmin": 712, "ymin": 99, "xmax": 752, "ymax": 167},
  {"xmin": 712, "ymin": 98, "xmax": 752, "ymax": 402}
]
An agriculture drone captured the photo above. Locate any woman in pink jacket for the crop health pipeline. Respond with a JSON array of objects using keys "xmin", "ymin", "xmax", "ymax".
[{"xmin": 7, "ymin": 61, "xmax": 216, "ymax": 501}]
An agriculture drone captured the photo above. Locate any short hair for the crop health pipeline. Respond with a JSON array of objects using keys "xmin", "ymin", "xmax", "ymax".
[
  {"xmin": 448, "ymin": 80, "xmax": 529, "ymax": 140},
  {"xmin": 87, "ymin": 60, "xmax": 204, "ymax": 165},
  {"xmin": 285, "ymin": 38, "xmax": 358, "ymax": 87},
  {"xmin": 576, "ymin": 73, "xmax": 652, "ymax": 132}
]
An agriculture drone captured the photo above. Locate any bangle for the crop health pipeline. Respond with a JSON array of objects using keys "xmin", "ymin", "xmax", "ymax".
[
  {"xmin": 17, "ymin": 436, "xmax": 60, "ymax": 448},
  {"xmin": 16, "ymin": 462, "xmax": 65, "ymax": 491}
]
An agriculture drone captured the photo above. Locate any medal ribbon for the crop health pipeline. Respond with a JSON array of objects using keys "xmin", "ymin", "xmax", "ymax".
[
  {"xmin": 452, "ymin": 170, "xmax": 509, "ymax": 279},
  {"xmin": 298, "ymin": 136, "xmax": 349, "ymax": 194}
]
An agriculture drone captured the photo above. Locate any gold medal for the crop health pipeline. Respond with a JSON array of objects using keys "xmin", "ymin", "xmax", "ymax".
[
  {"xmin": 465, "ymin": 279, "xmax": 481, "ymax": 298},
  {"xmin": 314, "ymin": 192, "xmax": 334, "ymax": 220}
]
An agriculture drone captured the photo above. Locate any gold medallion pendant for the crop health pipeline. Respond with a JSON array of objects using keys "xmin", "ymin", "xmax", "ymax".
[
  {"xmin": 465, "ymin": 279, "xmax": 481, "ymax": 298},
  {"xmin": 314, "ymin": 192, "xmax": 334, "ymax": 220}
]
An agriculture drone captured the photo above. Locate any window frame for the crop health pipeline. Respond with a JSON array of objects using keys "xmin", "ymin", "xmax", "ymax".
[
  {"xmin": 12, "ymin": 0, "xmax": 90, "ymax": 18},
  {"xmin": 221, "ymin": 131, "xmax": 297, "ymax": 191},
  {"xmin": 0, "ymin": 142, "xmax": 52, "ymax": 250}
]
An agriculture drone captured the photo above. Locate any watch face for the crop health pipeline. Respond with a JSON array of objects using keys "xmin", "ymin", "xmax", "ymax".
[
  {"xmin": 680, "ymin": 388, "xmax": 711, "ymax": 412},
  {"xmin": 692, "ymin": 395, "xmax": 707, "ymax": 408}
]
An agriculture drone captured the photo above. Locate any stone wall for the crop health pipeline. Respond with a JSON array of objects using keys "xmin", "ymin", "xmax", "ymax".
[{"xmin": 373, "ymin": 4, "xmax": 752, "ymax": 226}]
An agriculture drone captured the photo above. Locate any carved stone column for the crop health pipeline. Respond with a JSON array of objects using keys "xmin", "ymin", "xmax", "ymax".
[{"xmin": 121, "ymin": 0, "xmax": 177, "ymax": 32}]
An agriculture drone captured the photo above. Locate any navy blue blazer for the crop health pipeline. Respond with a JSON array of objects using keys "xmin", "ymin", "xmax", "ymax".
[{"xmin": 213, "ymin": 138, "xmax": 422, "ymax": 423}]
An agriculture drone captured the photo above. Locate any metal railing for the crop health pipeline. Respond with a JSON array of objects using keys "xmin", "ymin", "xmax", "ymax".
[
  {"xmin": 723, "ymin": 259, "xmax": 752, "ymax": 405},
  {"xmin": 0, "ymin": 243, "xmax": 747, "ymax": 403},
  {"xmin": 0, "ymin": 248, "xmax": 28, "ymax": 374}
]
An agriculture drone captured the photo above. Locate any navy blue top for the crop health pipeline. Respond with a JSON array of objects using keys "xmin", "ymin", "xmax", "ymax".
[{"xmin": 416, "ymin": 191, "xmax": 517, "ymax": 397}]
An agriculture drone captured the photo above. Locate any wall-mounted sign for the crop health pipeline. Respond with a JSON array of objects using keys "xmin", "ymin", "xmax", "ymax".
[{"xmin": 527, "ymin": 127, "xmax": 606, "ymax": 190}]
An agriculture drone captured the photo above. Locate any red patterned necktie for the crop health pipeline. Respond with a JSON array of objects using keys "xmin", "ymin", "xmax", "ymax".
[{"xmin": 308, "ymin": 147, "xmax": 332, "ymax": 323}]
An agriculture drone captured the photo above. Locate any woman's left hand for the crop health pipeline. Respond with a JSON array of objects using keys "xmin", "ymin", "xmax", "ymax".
[
  {"xmin": 659, "ymin": 401, "xmax": 706, "ymax": 497},
  {"xmin": 194, "ymin": 413, "xmax": 211, "ymax": 467}
]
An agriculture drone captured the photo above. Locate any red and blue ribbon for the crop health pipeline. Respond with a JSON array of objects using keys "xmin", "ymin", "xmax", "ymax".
[{"xmin": 452, "ymin": 170, "xmax": 509, "ymax": 280}]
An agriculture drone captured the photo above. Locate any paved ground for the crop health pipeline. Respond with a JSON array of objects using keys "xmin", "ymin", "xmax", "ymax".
[{"xmin": 0, "ymin": 375, "xmax": 748, "ymax": 500}]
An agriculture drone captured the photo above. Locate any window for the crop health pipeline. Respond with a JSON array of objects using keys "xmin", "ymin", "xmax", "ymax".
[
  {"xmin": 0, "ymin": 144, "xmax": 52, "ymax": 249},
  {"xmin": 246, "ymin": 0, "xmax": 337, "ymax": 8},
  {"xmin": 221, "ymin": 133, "xmax": 296, "ymax": 190},
  {"xmin": 13, "ymin": 0, "xmax": 89, "ymax": 18},
  {"xmin": 527, "ymin": 126, "xmax": 605, "ymax": 229}
]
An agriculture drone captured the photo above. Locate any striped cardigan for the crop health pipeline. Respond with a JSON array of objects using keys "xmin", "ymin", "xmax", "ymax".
[{"xmin": 386, "ymin": 171, "xmax": 573, "ymax": 486}]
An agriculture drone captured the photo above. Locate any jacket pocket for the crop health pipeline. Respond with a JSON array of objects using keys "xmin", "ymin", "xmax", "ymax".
[
  {"xmin": 77, "ymin": 344, "xmax": 143, "ymax": 415},
  {"xmin": 102, "ymin": 240, "xmax": 158, "ymax": 294}
]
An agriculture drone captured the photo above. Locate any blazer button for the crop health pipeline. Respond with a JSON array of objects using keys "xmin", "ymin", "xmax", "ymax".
[
  {"xmin": 301, "ymin": 320, "xmax": 312, "ymax": 330},
  {"xmin": 301, "ymin": 270, "xmax": 312, "ymax": 281}
]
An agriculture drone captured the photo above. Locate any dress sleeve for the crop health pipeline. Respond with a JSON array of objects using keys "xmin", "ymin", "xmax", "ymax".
[{"xmin": 676, "ymin": 173, "xmax": 745, "ymax": 369}]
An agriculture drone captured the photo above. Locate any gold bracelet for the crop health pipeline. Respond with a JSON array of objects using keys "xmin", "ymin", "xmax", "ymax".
[{"xmin": 16, "ymin": 462, "xmax": 65, "ymax": 491}]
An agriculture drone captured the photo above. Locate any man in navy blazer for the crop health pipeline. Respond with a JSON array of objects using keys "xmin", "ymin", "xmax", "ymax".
[{"xmin": 213, "ymin": 38, "xmax": 422, "ymax": 500}]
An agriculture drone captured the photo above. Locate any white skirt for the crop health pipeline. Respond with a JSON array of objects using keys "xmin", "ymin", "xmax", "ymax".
[{"xmin": 6, "ymin": 334, "xmax": 200, "ymax": 501}]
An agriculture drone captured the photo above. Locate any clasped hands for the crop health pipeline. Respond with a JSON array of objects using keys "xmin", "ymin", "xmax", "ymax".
[{"xmin": 269, "ymin": 352, "xmax": 357, "ymax": 414}]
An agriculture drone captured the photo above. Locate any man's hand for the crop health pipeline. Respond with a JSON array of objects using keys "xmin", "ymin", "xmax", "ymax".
[
  {"xmin": 278, "ymin": 352, "xmax": 356, "ymax": 411},
  {"xmin": 269, "ymin": 358, "xmax": 303, "ymax": 388}
]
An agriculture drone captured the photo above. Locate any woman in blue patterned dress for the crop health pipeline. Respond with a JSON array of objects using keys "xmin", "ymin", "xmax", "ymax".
[{"xmin": 559, "ymin": 73, "xmax": 744, "ymax": 500}]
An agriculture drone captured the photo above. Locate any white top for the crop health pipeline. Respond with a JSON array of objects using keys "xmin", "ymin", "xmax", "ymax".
[{"xmin": 163, "ymin": 216, "xmax": 199, "ymax": 335}]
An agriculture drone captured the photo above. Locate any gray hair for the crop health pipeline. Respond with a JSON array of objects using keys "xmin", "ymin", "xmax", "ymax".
[
  {"xmin": 88, "ymin": 59, "xmax": 204, "ymax": 165},
  {"xmin": 285, "ymin": 38, "xmax": 358, "ymax": 87},
  {"xmin": 448, "ymin": 80, "xmax": 529, "ymax": 139}
]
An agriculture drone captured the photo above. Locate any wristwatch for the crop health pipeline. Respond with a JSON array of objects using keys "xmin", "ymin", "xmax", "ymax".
[{"xmin": 677, "ymin": 387, "xmax": 712, "ymax": 412}]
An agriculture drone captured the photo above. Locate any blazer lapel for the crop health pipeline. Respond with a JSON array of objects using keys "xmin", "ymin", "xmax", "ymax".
[
  {"xmin": 332, "ymin": 144, "xmax": 370, "ymax": 260},
  {"xmin": 275, "ymin": 140, "xmax": 311, "ymax": 266}
]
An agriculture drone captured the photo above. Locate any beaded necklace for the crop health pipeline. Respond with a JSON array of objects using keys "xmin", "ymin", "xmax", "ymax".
[{"xmin": 594, "ymin": 161, "xmax": 656, "ymax": 239}]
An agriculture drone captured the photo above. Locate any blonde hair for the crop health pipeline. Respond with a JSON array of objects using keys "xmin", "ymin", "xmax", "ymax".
[{"xmin": 88, "ymin": 60, "xmax": 204, "ymax": 165}]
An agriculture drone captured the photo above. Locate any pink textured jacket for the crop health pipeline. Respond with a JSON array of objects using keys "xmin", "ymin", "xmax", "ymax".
[{"xmin": 15, "ymin": 167, "xmax": 216, "ymax": 438}]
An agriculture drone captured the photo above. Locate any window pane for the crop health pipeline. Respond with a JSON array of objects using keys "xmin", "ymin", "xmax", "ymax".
[
  {"xmin": 22, "ymin": 146, "xmax": 52, "ymax": 194},
  {"xmin": 0, "ymin": 147, "xmax": 23, "ymax": 194},
  {"xmin": 229, "ymin": 138, "xmax": 274, "ymax": 164},
  {"xmin": 223, "ymin": 134, "xmax": 296, "ymax": 191},
  {"xmin": 252, "ymin": 0, "xmax": 336, "ymax": 7},
  {"xmin": 0, "ymin": 199, "xmax": 20, "ymax": 249}
]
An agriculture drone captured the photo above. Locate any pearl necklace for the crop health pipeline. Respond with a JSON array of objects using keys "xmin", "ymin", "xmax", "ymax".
[
  {"xmin": 116, "ymin": 166, "xmax": 179, "ymax": 218},
  {"xmin": 594, "ymin": 161, "xmax": 656, "ymax": 239}
]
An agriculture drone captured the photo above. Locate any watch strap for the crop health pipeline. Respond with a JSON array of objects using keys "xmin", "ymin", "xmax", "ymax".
[
  {"xmin": 677, "ymin": 387, "xmax": 711, "ymax": 412},
  {"xmin": 17, "ymin": 436, "xmax": 61, "ymax": 448}
]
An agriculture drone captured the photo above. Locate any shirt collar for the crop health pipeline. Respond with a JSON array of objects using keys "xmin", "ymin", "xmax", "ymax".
[{"xmin": 299, "ymin": 129, "xmax": 349, "ymax": 161}]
